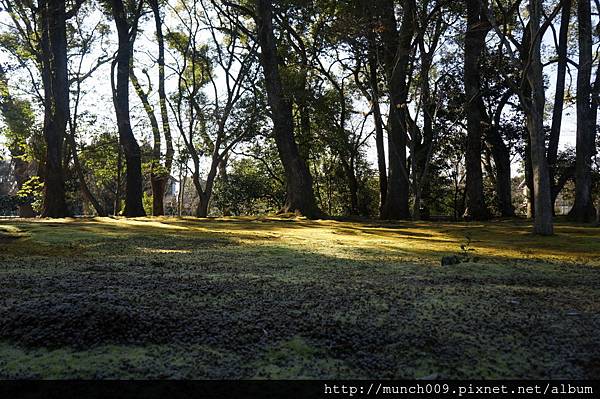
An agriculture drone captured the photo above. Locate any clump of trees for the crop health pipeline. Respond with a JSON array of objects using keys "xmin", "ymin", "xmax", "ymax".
[{"xmin": 0, "ymin": 0, "xmax": 598, "ymax": 235}]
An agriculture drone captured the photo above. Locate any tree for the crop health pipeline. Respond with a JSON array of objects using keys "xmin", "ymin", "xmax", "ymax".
[
  {"xmin": 253, "ymin": 0, "xmax": 321, "ymax": 217},
  {"xmin": 523, "ymin": 0, "xmax": 554, "ymax": 234},
  {"xmin": 568, "ymin": 0, "xmax": 597, "ymax": 222},
  {"xmin": 487, "ymin": 0, "xmax": 558, "ymax": 234},
  {"xmin": 480, "ymin": 51, "xmax": 520, "ymax": 218},
  {"xmin": 39, "ymin": 0, "xmax": 72, "ymax": 217},
  {"xmin": 379, "ymin": 0, "xmax": 415, "ymax": 220},
  {"xmin": 168, "ymin": 0, "xmax": 259, "ymax": 217},
  {"xmin": 547, "ymin": 0, "xmax": 572, "ymax": 209},
  {"xmin": 109, "ymin": 0, "xmax": 146, "ymax": 217},
  {"xmin": 67, "ymin": 6, "xmax": 111, "ymax": 217},
  {"xmin": 463, "ymin": 0, "xmax": 491, "ymax": 220},
  {"xmin": 130, "ymin": 0, "xmax": 173, "ymax": 216}
]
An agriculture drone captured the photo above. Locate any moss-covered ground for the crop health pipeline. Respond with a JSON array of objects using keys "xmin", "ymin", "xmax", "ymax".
[{"xmin": 0, "ymin": 216, "xmax": 599, "ymax": 379}]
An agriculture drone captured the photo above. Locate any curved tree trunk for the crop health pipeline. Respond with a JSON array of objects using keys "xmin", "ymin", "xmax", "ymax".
[{"xmin": 254, "ymin": 0, "xmax": 320, "ymax": 218}]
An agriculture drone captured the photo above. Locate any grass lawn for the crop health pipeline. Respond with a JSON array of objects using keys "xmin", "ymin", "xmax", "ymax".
[{"xmin": 0, "ymin": 216, "xmax": 599, "ymax": 379}]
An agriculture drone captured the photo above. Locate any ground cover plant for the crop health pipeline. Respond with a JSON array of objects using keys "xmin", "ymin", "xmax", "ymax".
[{"xmin": 0, "ymin": 217, "xmax": 599, "ymax": 379}]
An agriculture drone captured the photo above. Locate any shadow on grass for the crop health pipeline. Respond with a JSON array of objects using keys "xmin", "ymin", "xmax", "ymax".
[{"xmin": 1, "ymin": 233, "xmax": 600, "ymax": 379}]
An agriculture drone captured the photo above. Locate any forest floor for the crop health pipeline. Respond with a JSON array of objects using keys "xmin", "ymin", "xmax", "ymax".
[{"xmin": 0, "ymin": 216, "xmax": 599, "ymax": 379}]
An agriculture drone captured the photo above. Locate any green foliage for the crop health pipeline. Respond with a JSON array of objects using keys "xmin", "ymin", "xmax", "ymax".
[
  {"xmin": 16, "ymin": 176, "xmax": 43, "ymax": 213},
  {"xmin": 0, "ymin": 195, "xmax": 19, "ymax": 215},
  {"xmin": 212, "ymin": 157, "xmax": 285, "ymax": 216},
  {"xmin": 142, "ymin": 192, "xmax": 153, "ymax": 216},
  {"xmin": 0, "ymin": 65, "xmax": 37, "ymax": 160},
  {"xmin": 165, "ymin": 31, "xmax": 212, "ymax": 91},
  {"xmin": 78, "ymin": 132, "xmax": 123, "ymax": 213}
]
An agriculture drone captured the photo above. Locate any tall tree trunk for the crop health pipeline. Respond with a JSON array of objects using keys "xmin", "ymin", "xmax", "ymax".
[
  {"xmin": 40, "ymin": 0, "xmax": 69, "ymax": 217},
  {"xmin": 367, "ymin": 35, "xmax": 388, "ymax": 217},
  {"xmin": 110, "ymin": 0, "xmax": 145, "ymax": 217},
  {"xmin": 380, "ymin": 0, "xmax": 413, "ymax": 220},
  {"xmin": 568, "ymin": 0, "xmax": 597, "ymax": 222},
  {"xmin": 254, "ymin": 0, "xmax": 320, "ymax": 218},
  {"xmin": 547, "ymin": 0, "xmax": 571, "ymax": 207},
  {"xmin": 149, "ymin": 0, "xmax": 174, "ymax": 216},
  {"xmin": 525, "ymin": 0, "xmax": 553, "ymax": 235},
  {"xmin": 463, "ymin": 0, "xmax": 490, "ymax": 220},
  {"xmin": 413, "ymin": 33, "xmax": 438, "ymax": 220}
]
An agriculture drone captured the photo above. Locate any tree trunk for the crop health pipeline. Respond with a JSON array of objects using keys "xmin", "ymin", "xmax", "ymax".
[
  {"xmin": 151, "ymin": 178, "xmax": 167, "ymax": 216},
  {"xmin": 218, "ymin": 157, "xmax": 232, "ymax": 216},
  {"xmin": 525, "ymin": 0, "xmax": 553, "ymax": 235},
  {"xmin": 254, "ymin": 0, "xmax": 320, "ymax": 218},
  {"xmin": 40, "ymin": 0, "xmax": 69, "ymax": 217},
  {"xmin": 489, "ymin": 138, "xmax": 513, "ymax": 217},
  {"xmin": 485, "ymin": 94, "xmax": 514, "ymax": 217},
  {"xmin": 367, "ymin": 35, "xmax": 387, "ymax": 217},
  {"xmin": 131, "ymin": 70, "xmax": 164, "ymax": 216},
  {"xmin": 380, "ymin": 0, "xmax": 413, "ymax": 220},
  {"xmin": 413, "ymin": 39, "xmax": 437, "ymax": 220},
  {"xmin": 524, "ymin": 132, "xmax": 535, "ymax": 218},
  {"xmin": 341, "ymin": 159, "xmax": 359, "ymax": 216},
  {"xmin": 178, "ymin": 170, "xmax": 186, "ymax": 216},
  {"xmin": 110, "ymin": 0, "xmax": 145, "ymax": 217},
  {"xmin": 196, "ymin": 193, "xmax": 210, "ymax": 218},
  {"xmin": 463, "ymin": 0, "xmax": 490, "ymax": 220},
  {"xmin": 114, "ymin": 140, "xmax": 122, "ymax": 215},
  {"xmin": 486, "ymin": 124, "xmax": 513, "ymax": 217},
  {"xmin": 568, "ymin": 0, "xmax": 596, "ymax": 222},
  {"xmin": 148, "ymin": 0, "xmax": 174, "ymax": 217},
  {"xmin": 547, "ymin": 0, "xmax": 571, "ymax": 207}
]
